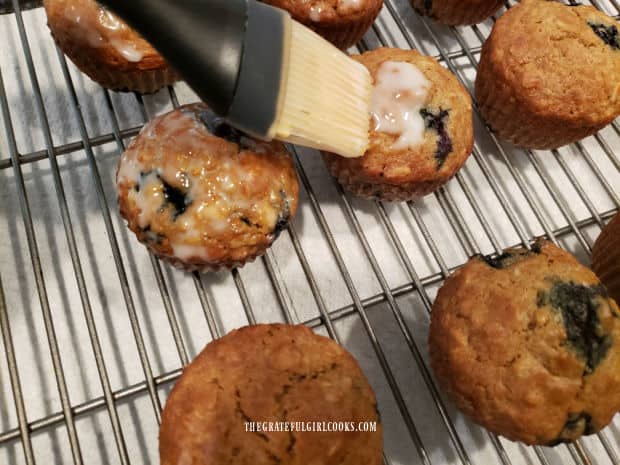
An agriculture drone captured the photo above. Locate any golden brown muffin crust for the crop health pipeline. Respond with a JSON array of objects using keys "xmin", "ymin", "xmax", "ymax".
[
  {"xmin": 260, "ymin": 0, "xmax": 383, "ymax": 49},
  {"xmin": 323, "ymin": 48, "xmax": 473, "ymax": 201},
  {"xmin": 430, "ymin": 240, "xmax": 620, "ymax": 445},
  {"xmin": 44, "ymin": 0, "xmax": 177, "ymax": 92},
  {"xmin": 160, "ymin": 324, "xmax": 383, "ymax": 465},
  {"xmin": 117, "ymin": 104, "xmax": 299, "ymax": 272},
  {"xmin": 475, "ymin": 0, "xmax": 620, "ymax": 148},
  {"xmin": 592, "ymin": 212, "xmax": 620, "ymax": 305},
  {"xmin": 411, "ymin": 0, "xmax": 504, "ymax": 26}
]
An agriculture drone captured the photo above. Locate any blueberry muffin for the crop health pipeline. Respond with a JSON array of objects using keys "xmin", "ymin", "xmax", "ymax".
[
  {"xmin": 116, "ymin": 103, "xmax": 299, "ymax": 272},
  {"xmin": 430, "ymin": 240, "xmax": 620, "ymax": 445},
  {"xmin": 160, "ymin": 324, "xmax": 383, "ymax": 465},
  {"xmin": 322, "ymin": 48, "xmax": 473, "ymax": 201},
  {"xmin": 44, "ymin": 0, "xmax": 177, "ymax": 92},
  {"xmin": 411, "ymin": 0, "xmax": 504, "ymax": 26},
  {"xmin": 261, "ymin": 0, "xmax": 383, "ymax": 49},
  {"xmin": 592, "ymin": 212, "xmax": 620, "ymax": 305},
  {"xmin": 475, "ymin": 0, "xmax": 620, "ymax": 149}
]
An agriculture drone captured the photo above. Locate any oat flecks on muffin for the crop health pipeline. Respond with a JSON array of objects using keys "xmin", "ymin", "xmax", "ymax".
[
  {"xmin": 592, "ymin": 212, "xmax": 620, "ymax": 305},
  {"xmin": 116, "ymin": 103, "xmax": 299, "ymax": 272},
  {"xmin": 44, "ymin": 0, "xmax": 177, "ymax": 92},
  {"xmin": 260, "ymin": 0, "xmax": 383, "ymax": 49},
  {"xmin": 411, "ymin": 0, "xmax": 504, "ymax": 25},
  {"xmin": 322, "ymin": 48, "xmax": 473, "ymax": 202},
  {"xmin": 430, "ymin": 239, "xmax": 620, "ymax": 445},
  {"xmin": 475, "ymin": 0, "xmax": 620, "ymax": 149},
  {"xmin": 160, "ymin": 324, "xmax": 383, "ymax": 465}
]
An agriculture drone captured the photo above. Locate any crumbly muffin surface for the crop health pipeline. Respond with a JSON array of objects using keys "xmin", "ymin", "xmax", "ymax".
[
  {"xmin": 117, "ymin": 103, "xmax": 298, "ymax": 271},
  {"xmin": 322, "ymin": 48, "xmax": 473, "ymax": 201},
  {"xmin": 479, "ymin": 0, "xmax": 620, "ymax": 125},
  {"xmin": 160, "ymin": 324, "xmax": 383, "ymax": 465},
  {"xmin": 430, "ymin": 240, "xmax": 620, "ymax": 445}
]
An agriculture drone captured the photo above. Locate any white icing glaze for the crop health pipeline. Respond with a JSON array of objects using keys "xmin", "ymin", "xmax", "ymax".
[
  {"xmin": 370, "ymin": 61, "xmax": 431, "ymax": 150},
  {"xmin": 338, "ymin": 0, "xmax": 363, "ymax": 13},
  {"xmin": 309, "ymin": 5, "xmax": 323, "ymax": 21},
  {"xmin": 117, "ymin": 105, "xmax": 293, "ymax": 263},
  {"xmin": 63, "ymin": 2, "xmax": 145, "ymax": 62},
  {"xmin": 109, "ymin": 39, "xmax": 144, "ymax": 62}
]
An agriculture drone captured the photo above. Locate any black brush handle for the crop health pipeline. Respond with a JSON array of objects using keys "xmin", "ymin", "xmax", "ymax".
[{"xmin": 100, "ymin": 0, "xmax": 287, "ymax": 133}]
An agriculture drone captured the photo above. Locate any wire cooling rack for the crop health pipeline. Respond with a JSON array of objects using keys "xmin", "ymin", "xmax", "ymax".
[{"xmin": 0, "ymin": 0, "xmax": 619, "ymax": 464}]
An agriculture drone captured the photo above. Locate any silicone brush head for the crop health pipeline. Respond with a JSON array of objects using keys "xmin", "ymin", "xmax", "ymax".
[{"xmin": 270, "ymin": 20, "xmax": 372, "ymax": 158}]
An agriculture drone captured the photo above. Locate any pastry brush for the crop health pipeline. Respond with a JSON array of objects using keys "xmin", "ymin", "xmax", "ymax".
[{"xmin": 98, "ymin": 0, "xmax": 372, "ymax": 158}]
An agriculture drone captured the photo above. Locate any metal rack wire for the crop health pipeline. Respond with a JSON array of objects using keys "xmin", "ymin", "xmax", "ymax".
[{"xmin": 0, "ymin": 0, "xmax": 618, "ymax": 464}]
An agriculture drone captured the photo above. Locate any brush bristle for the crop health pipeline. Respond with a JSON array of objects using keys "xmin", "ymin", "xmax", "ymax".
[{"xmin": 273, "ymin": 21, "xmax": 372, "ymax": 158}]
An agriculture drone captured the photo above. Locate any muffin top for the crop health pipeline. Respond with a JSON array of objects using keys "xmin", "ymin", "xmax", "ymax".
[
  {"xmin": 430, "ymin": 240, "xmax": 620, "ymax": 445},
  {"xmin": 116, "ymin": 103, "xmax": 298, "ymax": 270},
  {"xmin": 483, "ymin": 0, "xmax": 620, "ymax": 124},
  {"xmin": 323, "ymin": 48, "xmax": 473, "ymax": 190},
  {"xmin": 160, "ymin": 324, "xmax": 383, "ymax": 465},
  {"xmin": 44, "ymin": 0, "xmax": 165, "ymax": 69},
  {"xmin": 261, "ymin": 0, "xmax": 376, "ymax": 24}
]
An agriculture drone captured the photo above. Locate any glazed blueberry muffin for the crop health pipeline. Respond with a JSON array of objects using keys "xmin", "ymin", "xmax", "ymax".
[
  {"xmin": 322, "ymin": 48, "xmax": 473, "ymax": 201},
  {"xmin": 44, "ymin": 0, "xmax": 177, "ymax": 92},
  {"xmin": 411, "ymin": 0, "xmax": 503, "ymax": 26},
  {"xmin": 160, "ymin": 324, "xmax": 383, "ymax": 465},
  {"xmin": 260, "ymin": 0, "xmax": 383, "ymax": 49},
  {"xmin": 475, "ymin": 0, "xmax": 620, "ymax": 149},
  {"xmin": 116, "ymin": 103, "xmax": 299, "ymax": 272},
  {"xmin": 430, "ymin": 240, "xmax": 620, "ymax": 445},
  {"xmin": 592, "ymin": 212, "xmax": 620, "ymax": 305}
]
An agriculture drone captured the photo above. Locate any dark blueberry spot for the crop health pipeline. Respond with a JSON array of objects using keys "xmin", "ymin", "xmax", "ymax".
[
  {"xmin": 420, "ymin": 108, "xmax": 453, "ymax": 169},
  {"xmin": 589, "ymin": 22, "xmax": 620, "ymax": 50},
  {"xmin": 140, "ymin": 225, "xmax": 165, "ymax": 245},
  {"xmin": 271, "ymin": 190, "xmax": 291, "ymax": 240},
  {"xmin": 160, "ymin": 175, "xmax": 192, "ymax": 220},
  {"xmin": 423, "ymin": 0, "xmax": 432, "ymax": 13},
  {"xmin": 240, "ymin": 216, "xmax": 253, "ymax": 227},
  {"xmin": 538, "ymin": 281, "xmax": 612, "ymax": 374},
  {"xmin": 211, "ymin": 118, "xmax": 245, "ymax": 145},
  {"xmin": 547, "ymin": 412, "xmax": 595, "ymax": 446},
  {"xmin": 476, "ymin": 245, "xmax": 540, "ymax": 269}
]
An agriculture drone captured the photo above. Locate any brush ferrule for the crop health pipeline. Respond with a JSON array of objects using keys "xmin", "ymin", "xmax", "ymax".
[{"xmin": 226, "ymin": 1, "xmax": 290, "ymax": 138}]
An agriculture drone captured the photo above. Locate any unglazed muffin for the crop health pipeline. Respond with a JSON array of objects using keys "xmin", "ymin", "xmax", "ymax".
[
  {"xmin": 475, "ymin": 0, "xmax": 620, "ymax": 149},
  {"xmin": 430, "ymin": 240, "xmax": 620, "ymax": 445},
  {"xmin": 411, "ymin": 0, "xmax": 503, "ymax": 26},
  {"xmin": 323, "ymin": 48, "xmax": 473, "ymax": 201},
  {"xmin": 160, "ymin": 324, "xmax": 383, "ymax": 465},
  {"xmin": 44, "ymin": 0, "xmax": 177, "ymax": 92},
  {"xmin": 117, "ymin": 103, "xmax": 299, "ymax": 272},
  {"xmin": 592, "ymin": 212, "xmax": 620, "ymax": 305},
  {"xmin": 260, "ymin": 0, "xmax": 383, "ymax": 49}
]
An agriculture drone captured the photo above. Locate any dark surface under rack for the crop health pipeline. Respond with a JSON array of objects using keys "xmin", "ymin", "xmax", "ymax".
[{"xmin": 0, "ymin": 1, "xmax": 619, "ymax": 465}]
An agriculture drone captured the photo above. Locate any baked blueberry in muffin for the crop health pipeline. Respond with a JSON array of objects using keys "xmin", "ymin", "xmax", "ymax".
[
  {"xmin": 430, "ymin": 240, "xmax": 620, "ymax": 445},
  {"xmin": 116, "ymin": 103, "xmax": 299, "ymax": 272}
]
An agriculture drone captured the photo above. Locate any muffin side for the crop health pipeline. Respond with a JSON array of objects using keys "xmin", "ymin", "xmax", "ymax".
[
  {"xmin": 322, "ymin": 47, "xmax": 473, "ymax": 201},
  {"xmin": 160, "ymin": 324, "xmax": 383, "ymax": 465},
  {"xmin": 411, "ymin": 0, "xmax": 504, "ymax": 25},
  {"xmin": 116, "ymin": 103, "xmax": 299, "ymax": 272},
  {"xmin": 592, "ymin": 212, "xmax": 620, "ymax": 305},
  {"xmin": 44, "ymin": 0, "xmax": 177, "ymax": 92},
  {"xmin": 475, "ymin": 0, "xmax": 620, "ymax": 149},
  {"xmin": 430, "ymin": 240, "xmax": 620, "ymax": 445},
  {"xmin": 261, "ymin": 0, "xmax": 383, "ymax": 49}
]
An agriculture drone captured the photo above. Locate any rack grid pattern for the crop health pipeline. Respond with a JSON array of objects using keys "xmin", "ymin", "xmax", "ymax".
[{"xmin": 0, "ymin": 0, "xmax": 619, "ymax": 464}]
